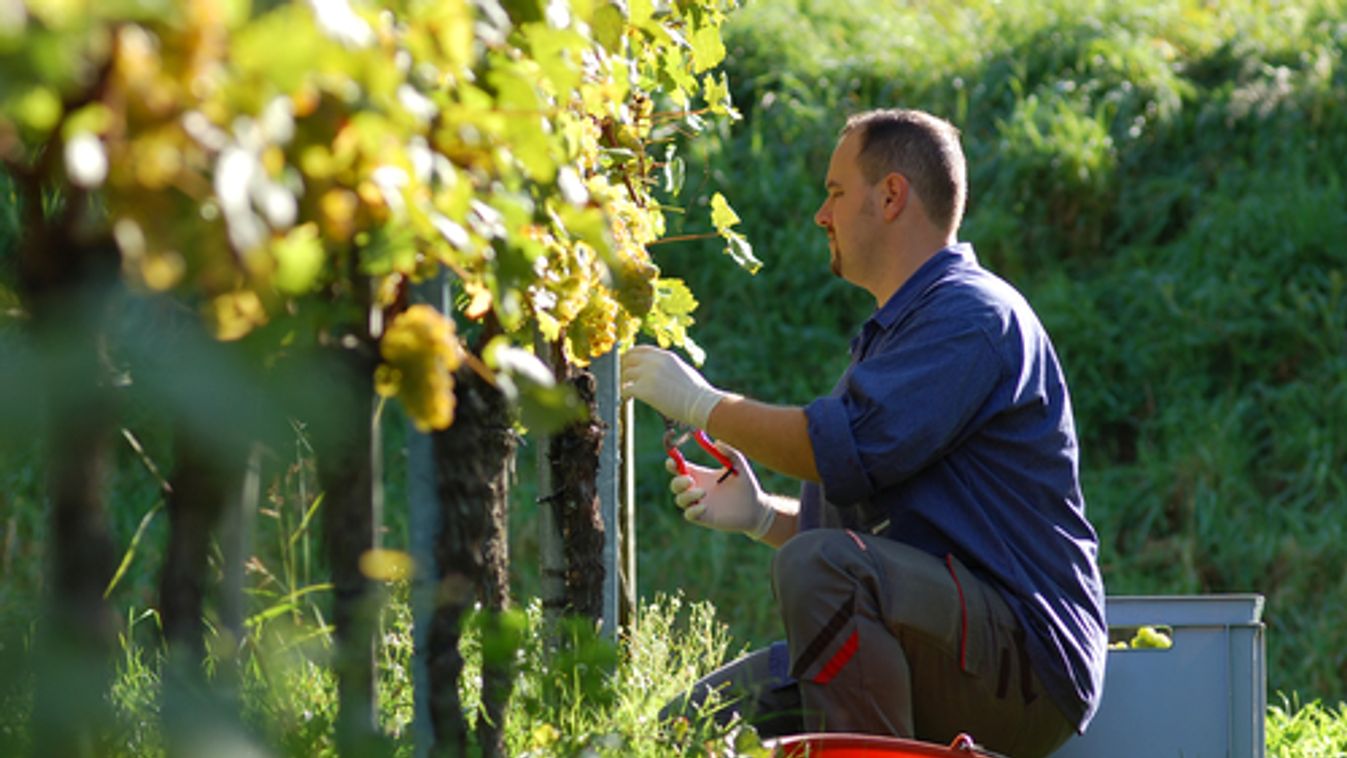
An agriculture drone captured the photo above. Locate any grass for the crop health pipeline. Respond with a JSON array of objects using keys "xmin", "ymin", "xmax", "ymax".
[
  {"xmin": 10, "ymin": 577, "xmax": 1347, "ymax": 756},
  {"xmin": 1268, "ymin": 696, "xmax": 1347, "ymax": 757},
  {"xmin": 4, "ymin": 587, "xmax": 758, "ymax": 757}
]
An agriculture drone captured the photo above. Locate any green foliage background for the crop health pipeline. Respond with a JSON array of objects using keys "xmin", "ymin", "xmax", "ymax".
[{"xmin": 627, "ymin": 0, "xmax": 1347, "ymax": 705}]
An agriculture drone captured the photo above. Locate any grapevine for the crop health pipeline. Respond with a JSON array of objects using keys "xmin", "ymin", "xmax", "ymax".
[
  {"xmin": 2, "ymin": 1, "xmax": 752, "ymax": 751},
  {"xmin": 1, "ymin": 0, "xmax": 754, "ymax": 430}
]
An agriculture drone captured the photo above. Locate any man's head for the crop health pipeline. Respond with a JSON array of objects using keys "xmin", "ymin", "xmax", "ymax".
[
  {"xmin": 839, "ymin": 108, "xmax": 967, "ymax": 235},
  {"xmin": 814, "ymin": 108, "xmax": 966, "ymax": 303}
]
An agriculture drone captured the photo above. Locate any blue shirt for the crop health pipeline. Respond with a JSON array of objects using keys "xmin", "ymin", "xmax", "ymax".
[{"xmin": 801, "ymin": 243, "xmax": 1106, "ymax": 731}]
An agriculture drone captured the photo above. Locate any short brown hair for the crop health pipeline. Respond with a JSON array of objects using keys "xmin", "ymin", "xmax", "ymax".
[{"xmin": 840, "ymin": 109, "xmax": 967, "ymax": 234}]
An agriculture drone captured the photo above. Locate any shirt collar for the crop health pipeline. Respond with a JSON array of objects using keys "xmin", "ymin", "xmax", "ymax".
[{"xmin": 868, "ymin": 242, "xmax": 976, "ymax": 331}]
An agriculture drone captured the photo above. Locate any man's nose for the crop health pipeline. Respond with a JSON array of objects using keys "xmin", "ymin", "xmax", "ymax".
[{"xmin": 814, "ymin": 201, "xmax": 830, "ymax": 228}]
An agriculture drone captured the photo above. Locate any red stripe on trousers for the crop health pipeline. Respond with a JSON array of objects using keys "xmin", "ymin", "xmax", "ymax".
[
  {"xmin": 845, "ymin": 529, "xmax": 867, "ymax": 550},
  {"xmin": 812, "ymin": 629, "xmax": 859, "ymax": 685},
  {"xmin": 945, "ymin": 555, "xmax": 968, "ymax": 671}
]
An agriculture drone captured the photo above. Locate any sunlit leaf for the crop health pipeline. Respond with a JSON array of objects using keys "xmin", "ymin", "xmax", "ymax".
[
  {"xmin": 654, "ymin": 277, "xmax": 697, "ymax": 317},
  {"xmin": 702, "ymin": 71, "xmax": 739, "ymax": 118},
  {"xmin": 628, "ymin": 0, "xmax": 655, "ymax": 31},
  {"xmin": 422, "ymin": 0, "xmax": 475, "ymax": 73},
  {"xmin": 642, "ymin": 276, "xmax": 702, "ymax": 359},
  {"xmin": 662, "ymin": 143, "xmax": 685, "ymax": 196},
  {"xmin": 689, "ymin": 20, "xmax": 725, "ymax": 73},
  {"xmin": 722, "ymin": 229, "xmax": 762, "ymax": 274},
  {"xmin": 656, "ymin": 46, "xmax": 697, "ymax": 108},
  {"xmin": 231, "ymin": 4, "xmax": 327, "ymax": 94},
  {"xmin": 709, "ymin": 191, "xmax": 740, "ymax": 230},
  {"xmin": 220, "ymin": 0, "xmax": 251, "ymax": 29},
  {"xmin": 523, "ymin": 23, "xmax": 586, "ymax": 97},
  {"xmin": 488, "ymin": 62, "xmax": 557, "ymax": 181},
  {"xmin": 590, "ymin": 2, "xmax": 624, "ymax": 51}
]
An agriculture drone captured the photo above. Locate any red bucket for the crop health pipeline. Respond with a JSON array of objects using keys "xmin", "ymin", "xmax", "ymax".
[{"xmin": 767, "ymin": 732, "xmax": 998, "ymax": 757}]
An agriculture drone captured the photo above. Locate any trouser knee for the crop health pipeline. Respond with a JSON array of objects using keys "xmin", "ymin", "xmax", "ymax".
[
  {"xmin": 781, "ymin": 530, "xmax": 862, "ymax": 589},
  {"xmin": 772, "ymin": 529, "xmax": 866, "ymax": 616}
]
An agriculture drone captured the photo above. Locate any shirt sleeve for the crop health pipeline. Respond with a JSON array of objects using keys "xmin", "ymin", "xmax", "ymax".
[{"xmin": 805, "ymin": 318, "xmax": 1004, "ymax": 507}]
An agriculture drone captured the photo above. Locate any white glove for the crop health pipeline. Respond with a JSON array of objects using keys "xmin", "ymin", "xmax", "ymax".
[
  {"xmin": 620, "ymin": 345, "xmax": 732, "ymax": 430},
  {"xmin": 666, "ymin": 442, "xmax": 775, "ymax": 541}
]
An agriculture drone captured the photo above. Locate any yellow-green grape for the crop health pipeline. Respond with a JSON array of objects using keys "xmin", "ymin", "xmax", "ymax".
[
  {"xmin": 567, "ymin": 288, "xmax": 620, "ymax": 363},
  {"xmin": 1129, "ymin": 626, "xmax": 1173, "ymax": 650},
  {"xmin": 553, "ymin": 273, "xmax": 589, "ymax": 324},
  {"xmin": 539, "ymin": 240, "xmax": 592, "ymax": 326},
  {"xmin": 613, "ymin": 254, "xmax": 658, "ymax": 318},
  {"xmin": 375, "ymin": 304, "xmax": 463, "ymax": 432},
  {"xmin": 614, "ymin": 306, "xmax": 639, "ymax": 348},
  {"xmin": 608, "ymin": 195, "xmax": 665, "ymax": 248},
  {"xmin": 614, "ymin": 121, "xmax": 644, "ymax": 152}
]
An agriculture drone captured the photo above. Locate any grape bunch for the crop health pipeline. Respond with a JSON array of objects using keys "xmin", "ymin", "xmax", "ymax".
[
  {"xmin": 1108, "ymin": 625, "xmax": 1174, "ymax": 650},
  {"xmin": 374, "ymin": 304, "xmax": 463, "ymax": 432}
]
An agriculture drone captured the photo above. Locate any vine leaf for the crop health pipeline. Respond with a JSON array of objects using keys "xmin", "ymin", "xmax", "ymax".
[
  {"xmin": 690, "ymin": 21, "xmax": 727, "ymax": 73},
  {"xmin": 722, "ymin": 230, "xmax": 760, "ymax": 275},
  {"xmin": 662, "ymin": 144, "xmax": 685, "ymax": 196},
  {"xmin": 710, "ymin": 191, "xmax": 740, "ymax": 229},
  {"xmin": 643, "ymin": 278, "xmax": 706, "ymax": 365},
  {"xmin": 703, "ymin": 72, "xmax": 740, "ymax": 119},
  {"xmin": 711, "ymin": 192, "xmax": 761, "ymax": 274}
]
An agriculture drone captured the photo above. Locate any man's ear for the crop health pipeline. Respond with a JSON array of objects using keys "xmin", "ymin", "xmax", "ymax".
[{"xmin": 881, "ymin": 173, "xmax": 908, "ymax": 221}]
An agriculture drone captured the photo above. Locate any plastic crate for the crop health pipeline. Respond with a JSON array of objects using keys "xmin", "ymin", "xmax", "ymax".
[{"xmin": 1051, "ymin": 595, "xmax": 1266, "ymax": 758}]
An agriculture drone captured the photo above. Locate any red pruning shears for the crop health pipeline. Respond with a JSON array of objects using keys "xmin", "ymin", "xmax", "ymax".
[{"xmin": 663, "ymin": 416, "xmax": 738, "ymax": 483}]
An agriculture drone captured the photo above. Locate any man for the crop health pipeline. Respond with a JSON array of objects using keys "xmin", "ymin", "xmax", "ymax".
[{"xmin": 620, "ymin": 108, "xmax": 1106, "ymax": 757}]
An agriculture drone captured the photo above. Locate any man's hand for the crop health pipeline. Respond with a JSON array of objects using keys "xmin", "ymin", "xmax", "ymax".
[
  {"xmin": 666, "ymin": 442, "xmax": 775, "ymax": 540},
  {"xmin": 620, "ymin": 345, "xmax": 734, "ymax": 429}
]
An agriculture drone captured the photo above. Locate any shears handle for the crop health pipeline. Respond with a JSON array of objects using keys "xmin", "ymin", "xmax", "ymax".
[
  {"xmin": 693, "ymin": 429, "xmax": 737, "ymax": 478},
  {"xmin": 666, "ymin": 445, "xmax": 690, "ymax": 477},
  {"xmin": 665, "ymin": 429, "xmax": 738, "ymax": 481}
]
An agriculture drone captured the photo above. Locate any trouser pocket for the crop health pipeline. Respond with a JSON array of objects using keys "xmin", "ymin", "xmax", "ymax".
[{"xmin": 943, "ymin": 552, "xmax": 1039, "ymax": 705}]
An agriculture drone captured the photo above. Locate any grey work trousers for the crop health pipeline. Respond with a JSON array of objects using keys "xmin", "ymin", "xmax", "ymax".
[{"xmin": 664, "ymin": 529, "xmax": 1077, "ymax": 758}]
